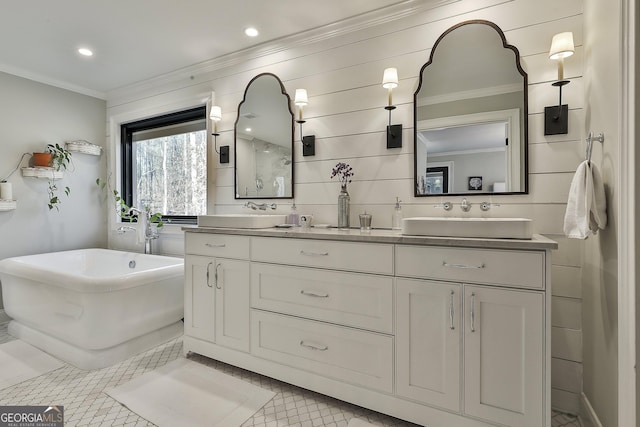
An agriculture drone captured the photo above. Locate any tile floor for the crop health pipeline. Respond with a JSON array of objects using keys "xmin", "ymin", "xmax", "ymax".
[{"xmin": 0, "ymin": 322, "xmax": 581, "ymax": 427}]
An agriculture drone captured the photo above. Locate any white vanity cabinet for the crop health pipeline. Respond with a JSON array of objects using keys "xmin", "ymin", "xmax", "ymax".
[
  {"xmin": 396, "ymin": 278, "xmax": 462, "ymax": 412},
  {"xmin": 183, "ymin": 228, "xmax": 555, "ymax": 427},
  {"xmin": 396, "ymin": 244, "xmax": 547, "ymax": 427},
  {"xmin": 464, "ymin": 285, "xmax": 544, "ymax": 427},
  {"xmin": 184, "ymin": 233, "xmax": 251, "ymax": 352}
]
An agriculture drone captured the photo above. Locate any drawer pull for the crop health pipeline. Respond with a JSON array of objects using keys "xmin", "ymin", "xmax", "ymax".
[
  {"xmin": 205, "ymin": 243, "xmax": 226, "ymax": 248},
  {"xmin": 299, "ymin": 340, "xmax": 329, "ymax": 351},
  {"xmin": 449, "ymin": 290, "xmax": 455, "ymax": 330},
  {"xmin": 470, "ymin": 292, "xmax": 476, "ymax": 332},
  {"xmin": 206, "ymin": 262, "xmax": 213, "ymax": 288},
  {"xmin": 300, "ymin": 250, "xmax": 329, "ymax": 257},
  {"xmin": 442, "ymin": 261, "xmax": 485, "ymax": 270},
  {"xmin": 300, "ymin": 290, "xmax": 329, "ymax": 298}
]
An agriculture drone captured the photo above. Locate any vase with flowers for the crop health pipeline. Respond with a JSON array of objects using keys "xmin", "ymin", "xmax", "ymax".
[{"xmin": 331, "ymin": 162, "xmax": 354, "ymax": 229}]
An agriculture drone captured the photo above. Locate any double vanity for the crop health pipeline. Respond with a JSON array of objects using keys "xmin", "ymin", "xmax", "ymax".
[{"xmin": 183, "ymin": 223, "xmax": 556, "ymax": 427}]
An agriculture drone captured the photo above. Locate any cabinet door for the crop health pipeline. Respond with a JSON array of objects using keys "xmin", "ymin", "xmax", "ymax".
[
  {"xmin": 464, "ymin": 286, "xmax": 544, "ymax": 427},
  {"xmin": 184, "ymin": 255, "xmax": 215, "ymax": 342},
  {"xmin": 215, "ymin": 258, "xmax": 250, "ymax": 352},
  {"xmin": 396, "ymin": 278, "xmax": 461, "ymax": 412}
]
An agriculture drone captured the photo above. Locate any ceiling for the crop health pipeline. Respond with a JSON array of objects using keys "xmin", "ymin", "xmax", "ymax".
[{"xmin": 0, "ymin": 0, "xmax": 413, "ymax": 98}]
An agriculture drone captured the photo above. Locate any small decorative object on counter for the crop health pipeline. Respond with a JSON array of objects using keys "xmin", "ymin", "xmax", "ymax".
[
  {"xmin": 359, "ymin": 212, "xmax": 372, "ymax": 232},
  {"xmin": 331, "ymin": 162, "xmax": 354, "ymax": 229},
  {"xmin": 392, "ymin": 197, "xmax": 403, "ymax": 230},
  {"xmin": 287, "ymin": 201, "xmax": 300, "ymax": 226}
]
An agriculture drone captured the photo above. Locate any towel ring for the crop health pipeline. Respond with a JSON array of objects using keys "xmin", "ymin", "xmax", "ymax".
[{"xmin": 586, "ymin": 132, "xmax": 605, "ymax": 162}]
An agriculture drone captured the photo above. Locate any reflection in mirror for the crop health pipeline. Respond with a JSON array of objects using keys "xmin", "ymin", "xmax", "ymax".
[
  {"xmin": 414, "ymin": 20, "xmax": 528, "ymax": 197},
  {"xmin": 235, "ymin": 73, "xmax": 294, "ymax": 199}
]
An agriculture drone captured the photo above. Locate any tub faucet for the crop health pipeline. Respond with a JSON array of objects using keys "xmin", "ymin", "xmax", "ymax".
[
  {"xmin": 244, "ymin": 201, "xmax": 277, "ymax": 211},
  {"xmin": 124, "ymin": 207, "xmax": 159, "ymax": 255}
]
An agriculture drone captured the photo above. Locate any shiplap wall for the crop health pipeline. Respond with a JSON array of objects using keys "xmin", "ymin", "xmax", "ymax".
[{"xmin": 106, "ymin": 0, "xmax": 585, "ymax": 413}]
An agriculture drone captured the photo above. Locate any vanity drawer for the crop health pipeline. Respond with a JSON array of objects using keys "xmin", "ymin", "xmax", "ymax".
[
  {"xmin": 185, "ymin": 232, "xmax": 250, "ymax": 259},
  {"xmin": 251, "ymin": 310, "xmax": 394, "ymax": 393},
  {"xmin": 251, "ymin": 263, "xmax": 393, "ymax": 333},
  {"xmin": 251, "ymin": 237, "xmax": 393, "ymax": 275},
  {"xmin": 395, "ymin": 245, "xmax": 544, "ymax": 289}
]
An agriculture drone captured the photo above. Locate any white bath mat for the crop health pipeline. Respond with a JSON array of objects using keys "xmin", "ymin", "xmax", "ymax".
[
  {"xmin": 0, "ymin": 340, "xmax": 64, "ymax": 390},
  {"xmin": 348, "ymin": 419, "xmax": 380, "ymax": 427},
  {"xmin": 107, "ymin": 358, "xmax": 275, "ymax": 427}
]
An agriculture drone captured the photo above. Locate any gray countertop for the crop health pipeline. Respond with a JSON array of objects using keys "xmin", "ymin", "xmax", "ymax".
[{"xmin": 183, "ymin": 225, "xmax": 558, "ymax": 251}]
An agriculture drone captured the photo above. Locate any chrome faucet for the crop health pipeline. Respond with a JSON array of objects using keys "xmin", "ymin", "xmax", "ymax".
[
  {"xmin": 244, "ymin": 201, "xmax": 277, "ymax": 211},
  {"xmin": 124, "ymin": 207, "xmax": 159, "ymax": 254}
]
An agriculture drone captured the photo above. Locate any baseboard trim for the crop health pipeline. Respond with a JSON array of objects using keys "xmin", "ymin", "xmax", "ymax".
[
  {"xmin": 580, "ymin": 392, "xmax": 603, "ymax": 427},
  {"xmin": 0, "ymin": 309, "xmax": 10, "ymax": 324}
]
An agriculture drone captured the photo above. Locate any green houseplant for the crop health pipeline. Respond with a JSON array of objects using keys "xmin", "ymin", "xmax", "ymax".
[{"xmin": 45, "ymin": 143, "xmax": 72, "ymax": 211}]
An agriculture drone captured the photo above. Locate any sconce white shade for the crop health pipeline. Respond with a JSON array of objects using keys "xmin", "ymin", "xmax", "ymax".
[
  {"xmin": 294, "ymin": 89, "xmax": 308, "ymax": 106},
  {"xmin": 382, "ymin": 68, "xmax": 399, "ymax": 89},
  {"xmin": 210, "ymin": 105, "xmax": 222, "ymax": 121},
  {"xmin": 549, "ymin": 32, "xmax": 575, "ymax": 60}
]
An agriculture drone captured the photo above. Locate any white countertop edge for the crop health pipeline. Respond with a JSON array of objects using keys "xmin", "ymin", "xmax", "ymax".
[{"xmin": 183, "ymin": 226, "xmax": 558, "ymax": 251}]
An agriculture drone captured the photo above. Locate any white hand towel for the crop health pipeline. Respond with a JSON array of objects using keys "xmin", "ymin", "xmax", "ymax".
[{"xmin": 563, "ymin": 160, "xmax": 607, "ymax": 239}]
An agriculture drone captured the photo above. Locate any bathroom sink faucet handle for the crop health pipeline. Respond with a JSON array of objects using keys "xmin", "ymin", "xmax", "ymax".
[
  {"xmin": 434, "ymin": 202, "xmax": 452, "ymax": 211},
  {"xmin": 480, "ymin": 202, "xmax": 501, "ymax": 212},
  {"xmin": 460, "ymin": 198, "xmax": 472, "ymax": 212}
]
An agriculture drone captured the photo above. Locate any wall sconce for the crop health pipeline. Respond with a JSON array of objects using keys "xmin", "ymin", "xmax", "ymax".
[
  {"xmin": 294, "ymin": 88, "xmax": 315, "ymax": 156},
  {"xmin": 382, "ymin": 67, "xmax": 402, "ymax": 148},
  {"xmin": 210, "ymin": 105, "xmax": 229, "ymax": 163},
  {"xmin": 545, "ymin": 32, "xmax": 575, "ymax": 135}
]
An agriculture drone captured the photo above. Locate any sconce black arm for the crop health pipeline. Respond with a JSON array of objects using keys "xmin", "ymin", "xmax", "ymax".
[
  {"xmin": 544, "ymin": 79, "xmax": 570, "ymax": 135},
  {"xmin": 297, "ymin": 119, "xmax": 315, "ymax": 156},
  {"xmin": 384, "ymin": 105, "xmax": 402, "ymax": 148},
  {"xmin": 212, "ymin": 132, "xmax": 229, "ymax": 163}
]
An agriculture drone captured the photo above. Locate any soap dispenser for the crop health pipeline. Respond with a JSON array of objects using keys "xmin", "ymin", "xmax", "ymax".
[
  {"xmin": 392, "ymin": 197, "xmax": 403, "ymax": 230},
  {"xmin": 287, "ymin": 201, "xmax": 300, "ymax": 226}
]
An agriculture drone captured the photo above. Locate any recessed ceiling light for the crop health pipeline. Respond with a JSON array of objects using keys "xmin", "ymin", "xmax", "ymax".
[
  {"xmin": 78, "ymin": 48, "xmax": 93, "ymax": 57},
  {"xmin": 244, "ymin": 27, "xmax": 259, "ymax": 37},
  {"xmin": 245, "ymin": 127, "xmax": 252, "ymax": 132}
]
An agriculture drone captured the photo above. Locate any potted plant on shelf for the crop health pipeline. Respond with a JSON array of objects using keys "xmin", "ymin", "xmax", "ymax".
[{"xmin": 44, "ymin": 143, "xmax": 73, "ymax": 211}]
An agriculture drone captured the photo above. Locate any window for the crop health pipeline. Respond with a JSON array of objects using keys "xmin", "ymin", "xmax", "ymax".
[{"xmin": 121, "ymin": 106, "xmax": 207, "ymax": 224}]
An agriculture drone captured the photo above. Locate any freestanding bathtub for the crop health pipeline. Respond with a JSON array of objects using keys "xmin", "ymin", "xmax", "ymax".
[{"xmin": 0, "ymin": 248, "xmax": 184, "ymax": 369}]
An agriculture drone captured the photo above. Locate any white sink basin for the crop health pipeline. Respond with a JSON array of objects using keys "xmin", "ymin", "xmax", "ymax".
[
  {"xmin": 198, "ymin": 214, "xmax": 287, "ymax": 229},
  {"xmin": 401, "ymin": 217, "xmax": 533, "ymax": 239}
]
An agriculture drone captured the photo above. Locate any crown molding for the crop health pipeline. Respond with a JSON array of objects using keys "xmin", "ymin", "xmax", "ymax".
[
  {"xmin": 0, "ymin": 63, "xmax": 106, "ymax": 100},
  {"xmin": 108, "ymin": 0, "xmax": 458, "ymax": 99}
]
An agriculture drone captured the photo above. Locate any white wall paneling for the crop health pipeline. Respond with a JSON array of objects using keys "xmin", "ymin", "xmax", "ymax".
[{"xmin": 106, "ymin": 0, "xmax": 586, "ymax": 412}]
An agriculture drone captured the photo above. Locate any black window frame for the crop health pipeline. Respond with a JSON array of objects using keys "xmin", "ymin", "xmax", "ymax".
[{"xmin": 121, "ymin": 106, "xmax": 207, "ymax": 225}]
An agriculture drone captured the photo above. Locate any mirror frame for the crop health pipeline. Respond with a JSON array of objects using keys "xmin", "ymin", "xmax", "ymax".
[
  {"xmin": 234, "ymin": 72, "xmax": 295, "ymax": 199},
  {"xmin": 413, "ymin": 19, "xmax": 529, "ymax": 197}
]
